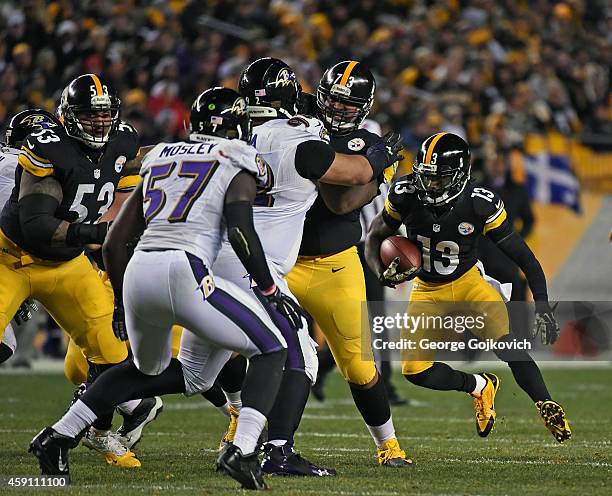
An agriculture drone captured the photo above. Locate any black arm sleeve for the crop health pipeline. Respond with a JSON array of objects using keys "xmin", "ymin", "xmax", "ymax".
[
  {"xmin": 493, "ymin": 229, "xmax": 548, "ymax": 301},
  {"xmin": 18, "ymin": 194, "xmax": 63, "ymax": 246},
  {"xmin": 224, "ymin": 200, "xmax": 274, "ymax": 291},
  {"xmin": 295, "ymin": 140, "xmax": 335, "ymax": 180}
]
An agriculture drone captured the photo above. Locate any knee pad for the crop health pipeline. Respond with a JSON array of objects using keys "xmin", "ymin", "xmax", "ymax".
[
  {"xmin": 341, "ymin": 358, "xmax": 376, "ymax": 386},
  {"xmin": 402, "ymin": 360, "xmax": 434, "ymax": 376}
]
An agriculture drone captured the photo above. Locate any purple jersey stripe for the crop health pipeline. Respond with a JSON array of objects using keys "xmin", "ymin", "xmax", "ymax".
[
  {"xmin": 185, "ymin": 252, "xmax": 283, "ymax": 354},
  {"xmin": 253, "ymin": 289, "xmax": 305, "ymax": 372}
]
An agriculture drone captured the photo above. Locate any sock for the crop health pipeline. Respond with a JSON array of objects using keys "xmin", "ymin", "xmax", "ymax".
[
  {"xmin": 472, "ymin": 374, "xmax": 487, "ymax": 395},
  {"xmin": 233, "ymin": 407, "xmax": 266, "ymax": 455},
  {"xmin": 366, "ymin": 417, "xmax": 396, "ymax": 448},
  {"xmin": 507, "ymin": 360, "xmax": 551, "ymax": 402},
  {"xmin": 218, "ymin": 354, "xmax": 247, "ymax": 393},
  {"xmin": 225, "ymin": 390, "xmax": 242, "ymax": 411},
  {"xmin": 404, "ymin": 362, "xmax": 476, "ymax": 393},
  {"xmin": 201, "ymin": 380, "xmax": 227, "ymax": 407},
  {"xmin": 217, "ymin": 402, "xmax": 230, "ymax": 417},
  {"xmin": 266, "ymin": 370, "xmax": 310, "ymax": 445},
  {"xmin": 53, "ymin": 399, "xmax": 97, "ymax": 438},
  {"xmin": 116, "ymin": 399, "xmax": 141, "ymax": 415},
  {"xmin": 241, "ymin": 350, "xmax": 286, "ymax": 416},
  {"xmin": 349, "ymin": 374, "xmax": 391, "ymax": 429}
]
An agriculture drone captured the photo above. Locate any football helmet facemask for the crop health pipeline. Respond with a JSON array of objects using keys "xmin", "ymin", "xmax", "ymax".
[
  {"xmin": 413, "ymin": 132, "xmax": 471, "ymax": 206},
  {"xmin": 5, "ymin": 108, "xmax": 61, "ymax": 148},
  {"xmin": 59, "ymin": 74, "xmax": 120, "ymax": 149},
  {"xmin": 317, "ymin": 60, "xmax": 375, "ymax": 136},
  {"xmin": 238, "ymin": 57, "xmax": 300, "ymax": 119},
  {"xmin": 190, "ymin": 87, "xmax": 251, "ymax": 143}
]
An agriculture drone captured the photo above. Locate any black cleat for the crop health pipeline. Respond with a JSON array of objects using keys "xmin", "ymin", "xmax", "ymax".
[
  {"xmin": 116, "ymin": 396, "xmax": 163, "ymax": 449},
  {"xmin": 216, "ymin": 443, "xmax": 267, "ymax": 490},
  {"xmin": 29, "ymin": 427, "xmax": 76, "ymax": 478},
  {"xmin": 262, "ymin": 443, "xmax": 337, "ymax": 476}
]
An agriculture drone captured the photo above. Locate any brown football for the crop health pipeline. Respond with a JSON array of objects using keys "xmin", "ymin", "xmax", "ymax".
[{"xmin": 380, "ymin": 235, "xmax": 422, "ymax": 272}]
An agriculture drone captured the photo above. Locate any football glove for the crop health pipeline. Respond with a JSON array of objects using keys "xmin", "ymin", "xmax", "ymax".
[
  {"xmin": 380, "ymin": 257, "xmax": 420, "ymax": 288},
  {"xmin": 533, "ymin": 302, "xmax": 560, "ymax": 345},
  {"xmin": 112, "ymin": 301, "xmax": 128, "ymax": 341},
  {"xmin": 366, "ymin": 132, "xmax": 404, "ymax": 178},
  {"xmin": 13, "ymin": 300, "xmax": 39, "ymax": 326},
  {"xmin": 260, "ymin": 286, "xmax": 306, "ymax": 332}
]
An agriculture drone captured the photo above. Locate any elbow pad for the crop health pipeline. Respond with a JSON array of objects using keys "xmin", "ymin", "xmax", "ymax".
[
  {"xmin": 295, "ymin": 140, "xmax": 335, "ymax": 180},
  {"xmin": 18, "ymin": 194, "xmax": 63, "ymax": 246}
]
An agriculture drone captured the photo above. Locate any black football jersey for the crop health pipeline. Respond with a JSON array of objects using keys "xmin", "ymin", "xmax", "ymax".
[
  {"xmin": 299, "ymin": 128, "xmax": 382, "ymax": 256},
  {"xmin": 383, "ymin": 174, "xmax": 509, "ymax": 283},
  {"xmin": 0, "ymin": 122, "xmax": 139, "ymax": 261}
]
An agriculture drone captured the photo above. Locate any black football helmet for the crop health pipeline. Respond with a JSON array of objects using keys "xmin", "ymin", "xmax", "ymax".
[
  {"xmin": 238, "ymin": 57, "xmax": 300, "ymax": 119},
  {"xmin": 413, "ymin": 132, "xmax": 471, "ymax": 206},
  {"xmin": 190, "ymin": 87, "xmax": 251, "ymax": 142},
  {"xmin": 317, "ymin": 60, "xmax": 375, "ymax": 135},
  {"xmin": 58, "ymin": 74, "xmax": 120, "ymax": 149},
  {"xmin": 5, "ymin": 108, "xmax": 61, "ymax": 147}
]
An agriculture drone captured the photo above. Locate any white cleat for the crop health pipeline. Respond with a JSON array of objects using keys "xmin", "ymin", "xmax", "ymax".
[{"xmin": 82, "ymin": 428, "xmax": 141, "ymax": 468}]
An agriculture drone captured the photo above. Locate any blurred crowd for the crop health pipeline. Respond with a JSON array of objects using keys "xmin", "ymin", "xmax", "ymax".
[{"xmin": 0, "ymin": 0, "xmax": 611, "ymax": 169}]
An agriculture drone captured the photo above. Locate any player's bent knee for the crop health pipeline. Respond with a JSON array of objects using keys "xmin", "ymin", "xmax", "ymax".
[
  {"xmin": 402, "ymin": 360, "xmax": 434, "ymax": 376},
  {"xmin": 133, "ymin": 354, "xmax": 173, "ymax": 377},
  {"xmin": 341, "ymin": 359, "xmax": 376, "ymax": 386}
]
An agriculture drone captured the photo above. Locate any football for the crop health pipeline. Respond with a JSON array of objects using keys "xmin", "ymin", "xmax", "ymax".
[{"xmin": 380, "ymin": 235, "xmax": 422, "ymax": 272}]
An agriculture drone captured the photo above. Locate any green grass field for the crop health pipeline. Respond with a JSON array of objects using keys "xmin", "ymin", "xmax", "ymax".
[{"xmin": 1, "ymin": 367, "xmax": 611, "ymax": 495}]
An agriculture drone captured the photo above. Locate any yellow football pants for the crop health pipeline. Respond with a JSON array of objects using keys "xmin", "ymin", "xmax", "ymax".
[
  {"xmin": 287, "ymin": 246, "xmax": 376, "ymax": 385},
  {"xmin": 402, "ymin": 265, "xmax": 510, "ymax": 375},
  {"xmin": 0, "ymin": 229, "xmax": 127, "ymax": 364}
]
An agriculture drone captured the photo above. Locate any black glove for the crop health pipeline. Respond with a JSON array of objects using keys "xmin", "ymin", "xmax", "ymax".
[
  {"xmin": 66, "ymin": 222, "xmax": 110, "ymax": 246},
  {"xmin": 112, "ymin": 301, "xmax": 128, "ymax": 341},
  {"xmin": 13, "ymin": 300, "xmax": 39, "ymax": 326},
  {"xmin": 259, "ymin": 286, "xmax": 306, "ymax": 332},
  {"xmin": 533, "ymin": 302, "xmax": 560, "ymax": 345},
  {"xmin": 365, "ymin": 132, "xmax": 404, "ymax": 178},
  {"xmin": 379, "ymin": 257, "xmax": 420, "ymax": 288}
]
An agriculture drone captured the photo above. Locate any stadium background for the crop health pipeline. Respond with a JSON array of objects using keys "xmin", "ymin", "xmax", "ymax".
[{"xmin": 0, "ymin": 2, "xmax": 611, "ymax": 494}]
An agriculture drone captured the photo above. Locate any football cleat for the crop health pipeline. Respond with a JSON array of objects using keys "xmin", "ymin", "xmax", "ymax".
[
  {"xmin": 216, "ymin": 443, "xmax": 267, "ymax": 490},
  {"xmin": 471, "ymin": 372, "xmax": 500, "ymax": 437},
  {"xmin": 218, "ymin": 405, "xmax": 240, "ymax": 451},
  {"xmin": 82, "ymin": 428, "xmax": 141, "ymax": 468},
  {"xmin": 29, "ymin": 427, "xmax": 76, "ymax": 477},
  {"xmin": 116, "ymin": 396, "xmax": 163, "ymax": 449},
  {"xmin": 261, "ymin": 443, "xmax": 337, "ymax": 476},
  {"xmin": 376, "ymin": 438, "xmax": 415, "ymax": 467},
  {"xmin": 536, "ymin": 400, "xmax": 572, "ymax": 443}
]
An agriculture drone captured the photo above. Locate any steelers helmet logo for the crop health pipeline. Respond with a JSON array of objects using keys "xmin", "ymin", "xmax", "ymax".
[
  {"xmin": 348, "ymin": 137, "xmax": 365, "ymax": 151},
  {"xmin": 115, "ymin": 155, "xmax": 126, "ymax": 173},
  {"xmin": 458, "ymin": 222, "xmax": 475, "ymax": 235}
]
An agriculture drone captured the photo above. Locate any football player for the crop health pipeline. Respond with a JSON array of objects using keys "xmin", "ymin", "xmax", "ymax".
[
  {"xmin": 30, "ymin": 87, "xmax": 303, "ymax": 490},
  {"xmin": 0, "ymin": 76, "xmax": 159, "ymax": 467},
  {"xmin": 0, "ymin": 109, "xmax": 59, "ymax": 364},
  {"xmin": 285, "ymin": 60, "xmax": 414, "ymax": 467},
  {"xmin": 211, "ymin": 57, "xmax": 406, "ymax": 475},
  {"xmin": 365, "ymin": 132, "xmax": 571, "ymax": 443}
]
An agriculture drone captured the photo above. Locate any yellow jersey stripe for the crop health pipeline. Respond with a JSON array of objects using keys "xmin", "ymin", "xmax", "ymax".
[
  {"xmin": 486, "ymin": 201, "xmax": 505, "ymax": 223},
  {"xmin": 21, "ymin": 145, "xmax": 51, "ymax": 164},
  {"xmin": 483, "ymin": 208, "xmax": 507, "ymax": 233},
  {"xmin": 339, "ymin": 61, "xmax": 359, "ymax": 86},
  {"xmin": 117, "ymin": 174, "xmax": 140, "ymax": 192},
  {"xmin": 91, "ymin": 74, "xmax": 103, "ymax": 96},
  {"xmin": 424, "ymin": 132, "xmax": 447, "ymax": 165},
  {"xmin": 384, "ymin": 197, "xmax": 402, "ymax": 221},
  {"xmin": 18, "ymin": 154, "xmax": 54, "ymax": 177}
]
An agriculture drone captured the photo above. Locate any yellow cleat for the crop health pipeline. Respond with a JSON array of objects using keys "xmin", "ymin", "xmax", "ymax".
[
  {"xmin": 82, "ymin": 428, "xmax": 141, "ymax": 468},
  {"xmin": 536, "ymin": 400, "xmax": 571, "ymax": 443},
  {"xmin": 470, "ymin": 372, "xmax": 500, "ymax": 438},
  {"xmin": 218, "ymin": 405, "xmax": 239, "ymax": 451},
  {"xmin": 376, "ymin": 438, "xmax": 415, "ymax": 467}
]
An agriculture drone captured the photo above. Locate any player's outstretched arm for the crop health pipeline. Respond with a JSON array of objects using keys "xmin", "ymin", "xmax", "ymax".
[
  {"xmin": 365, "ymin": 210, "xmax": 398, "ymax": 278},
  {"xmin": 317, "ymin": 180, "xmax": 379, "ymax": 215}
]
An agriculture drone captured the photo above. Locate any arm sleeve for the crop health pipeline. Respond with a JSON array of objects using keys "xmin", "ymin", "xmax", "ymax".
[
  {"xmin": 224, "ymin": 200, "xmax": 274, "ymax": 291},
  {"xmin": 295, "ymin": 140, "xmax": 335, "ymax": 180},
  {"xmin": 18, "ymin": 193, "xmax": 63, "ymax": 245}
]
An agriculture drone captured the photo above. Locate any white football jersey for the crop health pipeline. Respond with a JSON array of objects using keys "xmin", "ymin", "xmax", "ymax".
[
  {"xmin": 216, "ymin": 116, "xmax": 328, "ymax": 277},
  {"xmin": 0, "ymin": 146, "xmax": 19, "ymax": 208},
  {"xmin": 136, "ymin": 138, "xmax": 268, "ymax": 267}
]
